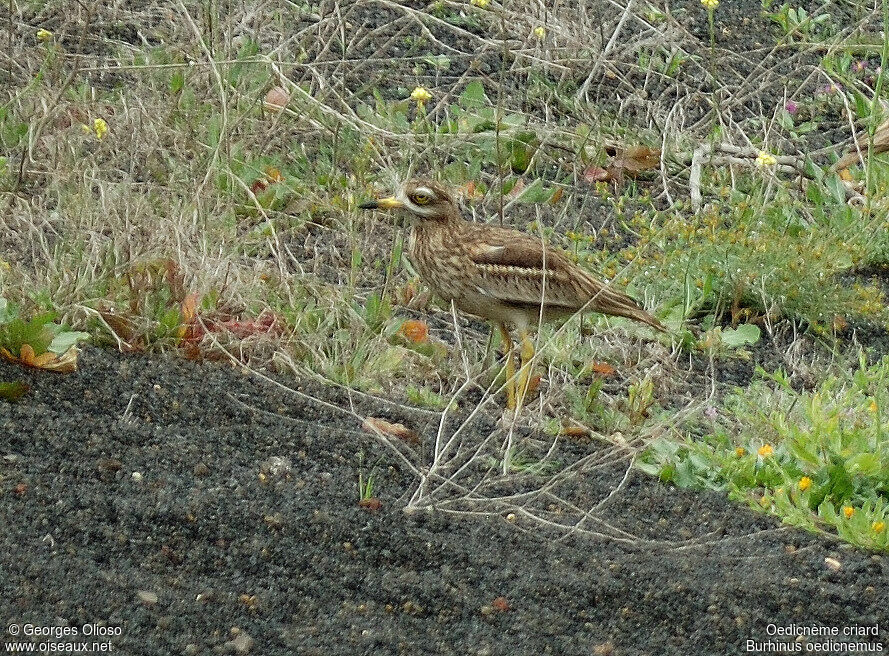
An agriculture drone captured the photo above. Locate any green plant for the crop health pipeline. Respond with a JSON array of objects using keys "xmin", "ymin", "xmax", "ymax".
[
  {"xmin": 0, "ymin": 297, "xmax": 90, "ymax": 370},
  {"xmin": 357, "ymin": 453, "xmax": 378, "ymax": 502},
  {"xmin": 619, "ymin": 185, "xmax": 887, "ymax": 330},
  {"xmin": 640, "ymin": 356, "xmax": 889, "ymax": 551},
  {"xmin": 487, "ymin": 448, "xmax": 562, "ymax": 476},
  {"xmin": 765, "ymin": 4, "xmax": 833, "ymax": 41}
]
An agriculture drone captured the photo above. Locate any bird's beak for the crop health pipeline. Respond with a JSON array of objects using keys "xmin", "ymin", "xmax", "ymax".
[{"xmin": 359, "ymin": 196, "xmax": 403, "ymax": 210}]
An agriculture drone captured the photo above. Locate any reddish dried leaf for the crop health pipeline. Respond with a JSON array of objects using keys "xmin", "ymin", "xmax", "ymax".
[
  {"xmin": 362, "ymin": 417, "xmax": 420, "ymax": 445},
  {"xmin": 491, "ymin": 597, "xmax": 510, "ymax": 612},
  {"xmin": 179, "ymin": 292, "xmax": 200, "ymax": 340},
  {"xmin": 583, "ymin": 166, "xmax": 611, "ymax": 183},
  {"xmin": 589, "ymin": 361, "xmax": 616, "ymax": 376},
  {"xmin": 182, "ymin": 343, "xmax": 204, "ymax": 361},
  {"xmin": 549, "ymin": 187, "xmax": 564, "ymax": 204},
  {"xmin": 264, "ymin": 85, "xmax": 290, "ymax": 111},
  {"xmin": 525, "ymin": 373, "xmax": 541, "ymax": 398},
  {"xmin": 99, "ymin": 307, "xmax": 138, "ymax": 341},
  {"xmin": 560, "ymin": 422, "xmax": 592, "ymax": 438},
  {"xmin": 610, "ymin": 146, "xmax": 661, "ymax": 175},
  {"xmin": 2, "ymin": 344, "xmax": 79, "ymax": 373},
  {"xmin": 358, "ymin": 498, "xmax": 383, "ymax": 511},
  {"xmin": 250, "ymin": 178, "xmax": 268, "ymax": 194},
  {"xmin": 400, "ymin": 319, "xmax": 429, "ymax": 344},
  {"xmin": 214, "ymin": 312, "xmax": 283, "ymax": 339}
]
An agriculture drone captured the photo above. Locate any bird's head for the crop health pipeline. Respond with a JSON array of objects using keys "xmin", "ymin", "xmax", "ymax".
[{"xmin": 358, "ymin": 179, "xmax": 458, "ymax": 223}]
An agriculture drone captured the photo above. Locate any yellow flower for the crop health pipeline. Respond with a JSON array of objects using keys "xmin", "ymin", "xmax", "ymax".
[
  {"xmin": 873, "ymin": 521, "xmax": 886, "ymax": 532},
  {"xmin": 93, "ymin": 118, "xmax": 108, "ymax": 140},
  {"xmin": 409, "ymin": 87, "xmax": 432, "ymax": 103},
  {"xmin": 798, "ymin": 476, "xmax": 812, "ymax": 492},
  {"xmin": 755, "ymin": 151, "xmax": 777, "ymax": 168},
  {"xmin": 757, "ymin": 444, "xmax": 774, "ymax": 458},
  {"xmin": 36, "ymin": 29, "xmax": 53, "ymax": 42},
  {"xmin": 735, "ymin": 447, "xmax": 746, "ymax": 457},
  {"xmin": 700, "ymin": 0, "xmax": 719, "ymax": 9},
  {"xmin": 533, "ymin": 26, "xmax": 546, "ymax": 39},
  {"xmin": 869, "ymin": 399, "xmax": 878, "ymax": 413},
  {"xmin": 470, "ymin": 0, "xmax": 489, "ymax": 7},
  {"xmin": 843, "ymin": 506, "xmax": 855, "ymax": 519}
]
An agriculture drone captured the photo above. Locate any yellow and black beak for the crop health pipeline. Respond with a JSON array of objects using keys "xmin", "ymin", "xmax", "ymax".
[{"xmin": 358, "ymin": 196, "xmax": 403, "ymax": 210}]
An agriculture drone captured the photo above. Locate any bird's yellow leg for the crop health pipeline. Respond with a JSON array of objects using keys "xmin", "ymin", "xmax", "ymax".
[
  {"xmin": 516, "ymin": 330, "xmax": 535, "ymax": 408},
  {"xmin": 498, "ymin": 323, "xmax": 516, "ymax": 409}
]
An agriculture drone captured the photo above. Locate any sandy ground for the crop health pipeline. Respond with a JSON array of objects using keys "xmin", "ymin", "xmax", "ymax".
[{"xmin": 1, "ymin": 347, "xmax": 886, "ymax": 655}]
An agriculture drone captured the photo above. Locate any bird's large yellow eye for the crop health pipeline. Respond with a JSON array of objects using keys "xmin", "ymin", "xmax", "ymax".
[{"xmin": 411, "ymin": 193, "xmax": 430, "ymax": 205}]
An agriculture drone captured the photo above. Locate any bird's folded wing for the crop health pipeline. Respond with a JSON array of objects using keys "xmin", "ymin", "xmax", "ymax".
[
  {"xmin": 466, "ymin": 233, "xmax": 599, "ymax": 309},
  {"xmin": 464, "ymin": 227, "xmax": 664, "ymax": 331}
]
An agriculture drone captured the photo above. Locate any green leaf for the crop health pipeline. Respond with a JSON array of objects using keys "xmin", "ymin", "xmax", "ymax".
[
  {"xmin": 852, "ymin": 89, "xmax": 871, "ymax": 121},
  {"xmin": 721, "ymin": 324, "xmax": 761, "ymax": 348},
  {"xmin": 825, "ymin": 173, "xmax": 846, "ymax": 204},
  {"xmin": 0, "ymin": 381, "xmax": 29, "ymax": 402},
  {"xmin": 846, "ymin": 453, "xmax": 881, "ymax": 477},
  {"xmin": 825, "ymin": 457, "xmax": 855, "ymax": 502},
  {"xmin": 514, "ymin": 179, "xmax": 551, "ymax": 204},
  {"xmin": 460, "ymin": 81, "xmax": 488, "ymax": 110},
  {"xmin": 423, "ymin": 54, "xmax": 451, "ymax": 71},
  {"xmin": 0, "ymin": 313, "xmax": 58, "ymax": 356},
  {"xmin": 0, "ymin": 298, "xmax": 14, "ymax": 324},
  {"xmin": 49, "ymin": 330, "xmax": 90, "ymax": 354},
  {"xmin": 169, "ymin": 70, "xmax": 184, "ymax": 94}
]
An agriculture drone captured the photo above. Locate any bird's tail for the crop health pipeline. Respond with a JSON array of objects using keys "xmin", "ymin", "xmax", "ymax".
[{"xmin": 586, "ymin": 281, "xmax": 667, "ymax": 333}]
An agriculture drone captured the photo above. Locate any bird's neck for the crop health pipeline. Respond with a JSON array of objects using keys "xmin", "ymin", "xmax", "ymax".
[
  {"xmin": 412, "ymin": 212, "xmax": 463, "ymax": 232},
  {"xmin": 408, "ymin": 214, "xmax": 463, "ymax": 259}
]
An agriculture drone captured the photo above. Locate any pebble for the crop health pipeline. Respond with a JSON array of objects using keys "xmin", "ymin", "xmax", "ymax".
[
  {"xmin": 223, "ymin": 631, "xmax": 254, "ymax": 654},
  {"xmin": 137, "ymin": 590, "xmax": 158, "ymax": 605}
]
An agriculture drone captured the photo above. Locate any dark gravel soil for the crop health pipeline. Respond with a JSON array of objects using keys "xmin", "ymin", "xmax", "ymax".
[{"xmin": 2, "ymin": 347, "xmax": 887, "ymax": 655}]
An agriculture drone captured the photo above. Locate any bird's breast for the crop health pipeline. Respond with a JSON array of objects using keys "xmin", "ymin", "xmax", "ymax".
[{"xmin": 408, "ymin": 226, "xmax": 469, "ymax": 303}]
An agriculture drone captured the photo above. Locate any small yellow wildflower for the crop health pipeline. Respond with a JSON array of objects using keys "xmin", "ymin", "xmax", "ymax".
[
  {"xmin": 735, "ymin": 447, "xmax": 746, "ymax": 457},
  {"xmin": 700, "ymin": 0, "xmax": 719, "ymax": 9},
  {"xmin": 869, "ymin": 399, "xmax": 878, "ymax": 413},
  {"xmin": 533, "ymin": 26, "xmax": 546, "ymax": 39},
  {"xmin": 873, "ymin": 521, "xmax": 886, "ymax": 533},
  {"xmin": 755, "ymin": 151, "xmax": 777, "ymax": 168},
  {"xmin": 843, "ymin": 506, "xmax": 855, "ymax": 519},
  {"xmin": 470, "ymin": 0, "xmax": 489, "ymax": 7},
  {"xmin": 410, "ymin": 87, "xmax": 432, "ymax": 104},
  {"xmin": 758, "ymin": 444, "xmax": 774, "ymax": 458},
  {"xmin": 36, "ymin": 29, "xmax": 53, "ymax": 42},
  {"xmin": 93, "ymin": 118, "xmax": 108, "ymax": 140},
  {"xmin": 798, "ymin": 476, "xmax": 812, "ymax": 492}
]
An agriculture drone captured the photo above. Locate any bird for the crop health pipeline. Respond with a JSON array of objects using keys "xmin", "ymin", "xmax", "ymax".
[{"xmin": 359, "ymin": 179, "xmax": 666, "ymax": 409}]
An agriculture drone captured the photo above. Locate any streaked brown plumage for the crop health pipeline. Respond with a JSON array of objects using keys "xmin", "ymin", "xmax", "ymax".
[{"xmin": 359, "ymin": 179, "xmax": 665, "ymax": 407}]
